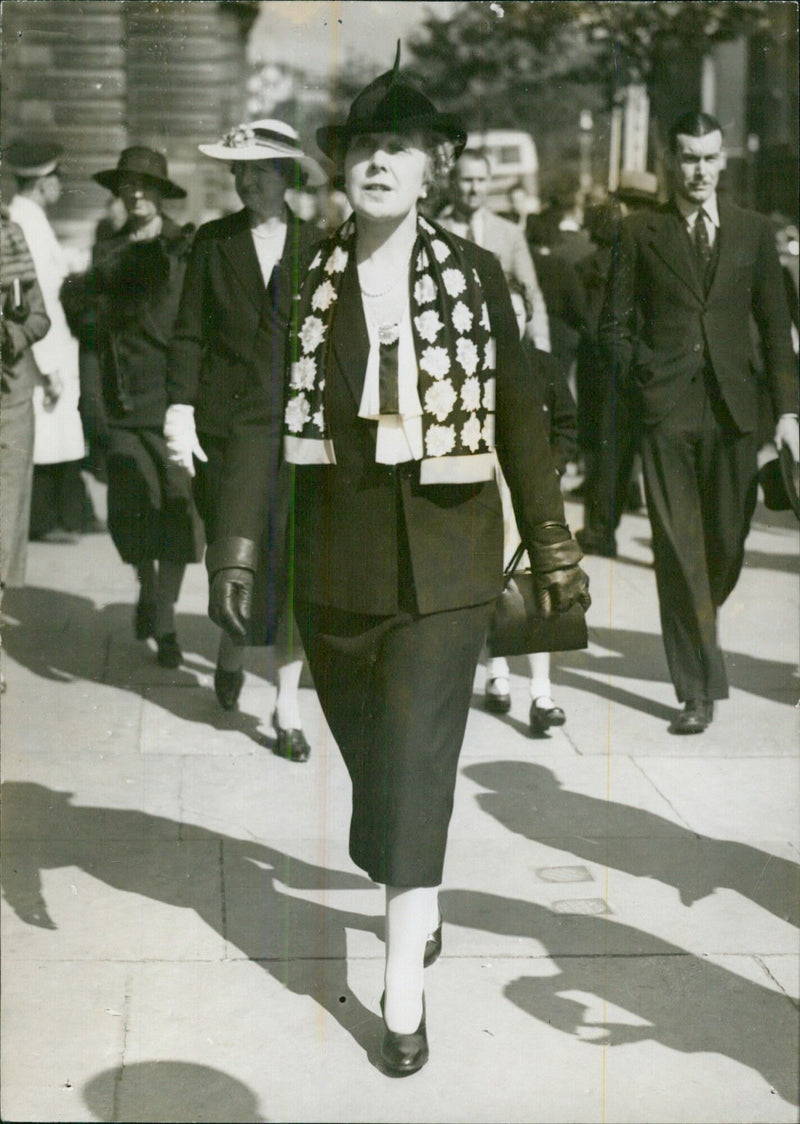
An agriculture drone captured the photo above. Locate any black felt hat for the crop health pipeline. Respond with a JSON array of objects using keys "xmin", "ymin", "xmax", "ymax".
[
  {"xmin": 759, "ymin": 442, "xmax": 799, "ymax": 519},
  {"xmin": 316, "ymin": 42, "xmax": 466, "ymax": 161},
  {"xmin": 93, "ymin": 147, "xmax": 186, "ymax": 200}
]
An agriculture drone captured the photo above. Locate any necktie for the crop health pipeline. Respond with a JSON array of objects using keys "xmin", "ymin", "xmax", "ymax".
[
  {"xmin": 693, "ymin": 208, "xmax": 711, "ymax": 269},
  {"xmin": 378, "ymin": 325, "xmax": 400, "ymax": 414}
]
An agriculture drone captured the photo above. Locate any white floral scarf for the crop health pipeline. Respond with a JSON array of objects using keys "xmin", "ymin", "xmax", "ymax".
[{"xmin": 284, "ymin": 215, "xmax": 497, "ymax": 482}]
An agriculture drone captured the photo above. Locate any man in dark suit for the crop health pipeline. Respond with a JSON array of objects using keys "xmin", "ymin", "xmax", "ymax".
[{"xmin": 599, "ymin": 111, "xmax": 798, "ymax": 733}]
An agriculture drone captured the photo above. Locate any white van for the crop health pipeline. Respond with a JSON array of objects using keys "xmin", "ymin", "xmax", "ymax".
[{"xmin": 466, "ymin": 130, "xmax": 540, "ymax": 214}]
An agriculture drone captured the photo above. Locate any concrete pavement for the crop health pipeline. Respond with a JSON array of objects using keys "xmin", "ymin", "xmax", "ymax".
[{"xmin": 1, "ymin": 484, "xmax": 798, "ymax": 1123}]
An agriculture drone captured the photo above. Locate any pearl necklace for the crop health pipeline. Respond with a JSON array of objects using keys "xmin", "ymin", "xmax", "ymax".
[{"xmin": 358, "ymin": 269, "xmax": 407, "ymax": 299}]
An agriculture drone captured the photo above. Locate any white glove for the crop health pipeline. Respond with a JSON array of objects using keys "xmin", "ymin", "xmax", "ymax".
[
  {"xmin": 164, "ymin": 403, "xmax": 207, "ymax": 476},
  {"xmin": 775, "ymin": 413, "xmax": 800, "ymax": 464}
]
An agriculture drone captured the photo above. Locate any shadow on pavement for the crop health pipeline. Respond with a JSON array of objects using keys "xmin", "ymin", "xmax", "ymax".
[
  {"xmin": 84, "ymin": 1060, "xmax": 266, "ymax": 1123},
  {"xmin": 441, "ymin": 887, "xmax": 799, "ymax": 1107},
  {"xmin": 553, "ymin": 624, "xmax": 796, "ymax": 707},
  {"xmin": 463, "ymin": 760, "xmax": 799, "ymax": 928},
  {"xmin": 1, "ymin": 783, "xmax": 381, "ymax": 1058},
  {"xmin": 0, "ymin": 586, "xmax": 280, "ymax": 744}
]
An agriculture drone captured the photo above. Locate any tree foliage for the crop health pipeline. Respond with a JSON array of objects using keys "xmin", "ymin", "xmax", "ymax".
[{"xmin": 409, "ymin": 1, "xmax": 774, "ymax": 112}]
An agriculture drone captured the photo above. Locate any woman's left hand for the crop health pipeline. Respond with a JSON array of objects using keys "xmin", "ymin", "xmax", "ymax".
[{"xmin": 535, "ymin": 565, "xmax": 591, "ymax": 617}]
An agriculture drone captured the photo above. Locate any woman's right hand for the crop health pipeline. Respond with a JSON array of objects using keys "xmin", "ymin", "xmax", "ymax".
[{"xmin": 209, "ymin": 567, "xmax": 253, "ymax": 639}]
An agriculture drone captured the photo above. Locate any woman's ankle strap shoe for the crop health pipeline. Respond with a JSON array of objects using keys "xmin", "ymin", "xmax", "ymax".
[
  {"xmin": 380, "ymin": 993, "xmax": 429, "ymax": 1076},
  {"xmin": 271, "ymin": 713, "xmax": 311, "ymax": 763}
]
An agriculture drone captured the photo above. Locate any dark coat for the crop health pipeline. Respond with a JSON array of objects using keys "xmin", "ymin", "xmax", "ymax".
[
  {"xmin": 519, "ymin": 338, "xmax": 577, "ymax": 475},
  {"xmin": 93, "ymin": 216, "xmax": 194, "ymax": 427},
  {"xmin": 599, "ymin": 199, "xmax": 796, "ymax": 431},
  {"xmin": 210, "ymin": 236, "xmax": 572, "ymax": 618},
  {"xmin": 166, "ymin": 208, "xmax": 319, "ymax": 439}
]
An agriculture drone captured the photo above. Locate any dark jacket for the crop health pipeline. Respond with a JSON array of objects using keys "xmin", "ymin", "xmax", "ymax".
[
  {"xmin": 599, "ymin": 199, "xmax": 797, "ymax": 431},
  {"xmin": 166, "ymin": 208, "xmax": 320, "ymax": 439},
  {"xmin": 520, "ymin": 339, "xmax": 578, "ymax": 475},
  {"xmin": 93, "ymin": 216, "xmax": 194, "ymax": 427},
  {"xmin": 208, "ymin": 236, "xmax": 578, "ymax": 617}
]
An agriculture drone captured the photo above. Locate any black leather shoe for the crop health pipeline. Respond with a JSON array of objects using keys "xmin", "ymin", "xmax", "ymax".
[
  {"xmin": 380, "ymin": 993, "xmax": 428, "ymax": 1076},
  {"xmin": 134, "ymin": 598, "xmax": 156, "ymax": 640},
  {"xmin": 530, "ymin": 698, "xmax": 566, "ymax": 735},
  {"xmin": 214, "ymin": 666, "xmax": 244, "ymax": 711},
  {"xmin": 423, "ymin": 917, "xmax": 442, "ymax": 968},
  {"xmin": 271, "ymin": 713, "xmax": 311, "ymax": 763},
  {"xmin": 156, "ymin": 633, "xmax": 182, "ymax": 669},
  {"xmin": 576, "ymin": 528, "xmax": 617, "ymax": 558},
  {"xmin": 485, "ymin": 677, "xmax": 511, "ymax": 713},
  {"xmin": 671, "ymin": 699, "xmax": 713, "ymax": 735}
]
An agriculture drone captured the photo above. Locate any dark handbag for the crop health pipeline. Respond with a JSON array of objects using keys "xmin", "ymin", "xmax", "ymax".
[{"xmin": 487, "ymin": 543, "xmax": 589, "ymax": 657}]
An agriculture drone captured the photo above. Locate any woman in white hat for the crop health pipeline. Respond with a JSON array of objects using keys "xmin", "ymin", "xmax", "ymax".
[{"xmin": 164, "ymin": 120, "xmax": 325, "ymax": 760}]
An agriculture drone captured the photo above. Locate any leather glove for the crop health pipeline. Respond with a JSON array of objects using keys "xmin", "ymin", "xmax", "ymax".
[
  {"xmin": 534, "ymin": 564, "xmax": 591, "ymax": 618},
  {"xmin": 209, "ymin": 566, "xmax": 253, "ymax": 640},
  {"xmin": 164, "ymin": 403, "xmax": 208, "ymax": 476}
]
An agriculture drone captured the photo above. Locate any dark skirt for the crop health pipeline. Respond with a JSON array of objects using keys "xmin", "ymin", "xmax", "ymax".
[
  {"xmin": 106, "ymin": 426, "xmax": 203, "ymax": 566},
  {"xmin": 295, "ymin": 598, "xmax": 492, "ymax": 887},
  {"xmin": 193, "ymin": 432, "xmax": 290, "ymax": 647}
]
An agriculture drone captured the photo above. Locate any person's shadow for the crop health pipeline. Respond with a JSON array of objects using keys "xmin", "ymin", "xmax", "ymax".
[
  {"xmin": 441, "ymin": 888, "xmax": 799, "ymax": 1106},
  {"xmin": 1, "ymin": 782, "xmax": 384, "ymax": 1061},
  {"xmin": 83, "ymin": 1061, "xmax": 266, "ymax": 1122},
  {"xmin": 463, "ymin": 760, "xmax": 799, "ymax": 928},
  {"xmin": 0, "ymin": 586, "xmax": 287, "ymax": 749}
]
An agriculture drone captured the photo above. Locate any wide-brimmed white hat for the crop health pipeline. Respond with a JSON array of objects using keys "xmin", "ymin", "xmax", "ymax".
[{"xmin": 198, "ymin": 119, "xmax": 326, "ymax": 187}]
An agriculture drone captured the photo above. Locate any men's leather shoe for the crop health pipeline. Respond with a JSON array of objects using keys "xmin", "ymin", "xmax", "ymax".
[
  {"xmin": 271, "ymin": 713, "xmax": 311, "ymax": 763},
  {"xmin": 423, "ymin": 917, "xmax": 442, "ymax": 968},
  {"xmin": 214, "ymin": 666, "xmax": 244, "ymax": 711},
  {"xmin": 671, "ymin": 699, "xmax": 713, "ymax": 735},
  {"xmin": 485, "ymin": 676, "xmax": 511, "ymax": 713},
  {"xmin": 380, "ymin": 993, "xmax": 429, "ymax": 1076},
  {"xmin": 530, "ymin": 698, "xmax": 567, "ymax": 735},
  {"xmin": 576, "ymin": 528, "xmax": 617, "ymax": 558}
]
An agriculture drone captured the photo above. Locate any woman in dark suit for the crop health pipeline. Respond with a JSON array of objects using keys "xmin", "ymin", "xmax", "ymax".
[
  {"xmin": 207, "ymin": 52, "xmax": 590, "ymax": 1073},
  {"xmin": 91, "ymin": 148, "xmax": 200, "ymax": 668},
  {"xmin": 165, "ymin": 120, "xmax": 324, "ymax": 760}
]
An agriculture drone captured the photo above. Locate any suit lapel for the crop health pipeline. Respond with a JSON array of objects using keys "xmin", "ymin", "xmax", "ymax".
[
  {"xmin": 331, "ymin": 256, "xmax": 369, "ymax": 405},
  {"xmin": 646, "ymin": 204, "xmax": 704, "ymax": 302},
  {"xmin": 219, "ymin": 210, "xmax": 266, "ymax": 313}
]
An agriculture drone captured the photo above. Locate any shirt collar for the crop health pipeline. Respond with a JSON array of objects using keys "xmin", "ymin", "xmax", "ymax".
[{"xmin": 675, "ymin": 193, "xmax": 719, "ymax": 227}]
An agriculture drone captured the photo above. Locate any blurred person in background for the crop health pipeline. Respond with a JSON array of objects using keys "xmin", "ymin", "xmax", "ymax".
[
  {"xmin": 1, "ymin": 208, "xmax": 51, "ymax": 608},
  {"xmin": 6, "ymin": 141, "xmax": 90, "ymax": 544},
  {"xmin": 437, "ymin": 148, "xmax": 551, "ymax": 351},
  {"xmin": 484, "ymin": 279, "xmax": 579, "ymax": 729},
  {"xmin": 525, "ymin": 210, "xmax": 586, "ymax": 391},
  {"xmin": 165, "ymin": 120, "xmax": 325, "ymax": 760},
  {"xmin": 89, "ymin": 147, "xmax": 201, "ymax": 669},
  {"xmin": 576, "ymin": 170, "xmax": 660, "ymax": 555}
]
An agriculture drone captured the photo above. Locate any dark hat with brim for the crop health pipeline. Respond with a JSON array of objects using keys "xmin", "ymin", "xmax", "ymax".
[
  {"xmin": 4, "ymin": 140, "xmax": 62, "ymax": 178},
  {"xmin": 93, "ymin": 146, "xmax": 186, "ymax": 199},
  {"xmin": 316, "ymin": 42, "xmax": 466, "ymax": 162},
  {"xmin": 759, "ymin": 442, "xmax": 800, "ymax": 519}
]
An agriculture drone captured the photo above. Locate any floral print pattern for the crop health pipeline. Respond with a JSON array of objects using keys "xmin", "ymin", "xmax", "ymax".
[{"xmin": 284, "ymin": 215, "xmax": 496, "ymax": 464}]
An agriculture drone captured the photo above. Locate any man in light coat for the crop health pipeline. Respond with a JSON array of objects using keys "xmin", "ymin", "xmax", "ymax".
[
  {"xmin": 438, "ymin": 148, "xmax": 551, "ymax": 352},
  {"xmin": 7, "ymin": 140, "xmax": 88, "ymax": 542}
]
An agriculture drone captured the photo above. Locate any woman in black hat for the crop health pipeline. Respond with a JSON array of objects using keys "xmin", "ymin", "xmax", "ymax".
[
  {"xmin": 89, "ymin": 148, "xmax": 201, "ymax": 667},
  {"xmin": 207, "ymin": 48, "xmax": 589, "ymax": 1074}
]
